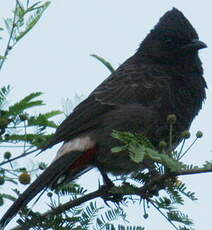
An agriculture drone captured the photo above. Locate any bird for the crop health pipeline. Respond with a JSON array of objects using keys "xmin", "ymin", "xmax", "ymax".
[{"xmin": 0, "ymin": 7, "xmax": 207, "ymax": 228}]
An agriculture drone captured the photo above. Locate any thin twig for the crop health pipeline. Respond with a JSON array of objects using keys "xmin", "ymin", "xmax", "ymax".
[
  {"xmin": 0, "ymin": 145, "xmax": 32, "ymax": 148},
  {"xmin": 0, "ymin": 148, "xmax": 40, "ymax": 167},
  {"xmin": 177, "ymin": 138, "xmax": 186, "ymax": 158},
  {"xmin": 23, "ymin": 121, "xmax": 27, "ymax": 153},
  {"xmin": 179, "ymin": 138, "xmax": 198, "ymax": 160},
  {"xmin": 149, "ymin": 199, "xmax": 179, "ymax": 230},
  {"xmin": 0, "ymin": 0, "xmax": 18, "ymax": 70},
  {"xmin": 169, "ymin": 123, "xmax": 173, "ymax": 152},
  {"xmin": 176, "ymin": 167, "xmax": 212, "ymax": 176},
  {"xmin": 11, "ymin": 166, "xmax": 212, "ymax": 230}
]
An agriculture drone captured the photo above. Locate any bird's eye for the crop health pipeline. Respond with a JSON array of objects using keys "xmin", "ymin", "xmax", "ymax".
[{"xmin": 164, "ymin": 38, "xmax": 174, "ymax": 48}]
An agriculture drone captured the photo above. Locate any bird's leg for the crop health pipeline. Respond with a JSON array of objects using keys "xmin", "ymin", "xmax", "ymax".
[
  {"xmin": 97, "ymin": 166, "xmax": 124, "ymax": 204},
  {"xmin": 97, "ymin": 165, "xmax": 114, "ymax": 188},
  {"xmin": 140, "ymin": 160, "xmax": 163, "ymax": 196},
  {"xmin": 142, "ymin": 160, "xmax": 159, "ymax": 177}
]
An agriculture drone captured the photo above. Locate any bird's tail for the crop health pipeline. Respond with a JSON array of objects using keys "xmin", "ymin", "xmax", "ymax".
[{"xmin": 0, "ymin": 151, "xmax": 90, "ymax": 229}]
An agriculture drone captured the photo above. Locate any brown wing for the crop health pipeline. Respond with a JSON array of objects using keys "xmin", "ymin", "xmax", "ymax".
[
  {"xmin": 91, "ymin": 60, "xmax": 168, "ymax": 106},
  {"xmin": 43, "ymin": 57, "xmax": 169, "ymax": 149}
]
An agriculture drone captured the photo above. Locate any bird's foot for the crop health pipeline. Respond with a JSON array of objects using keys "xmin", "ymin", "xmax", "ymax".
[
  {"xmin": 101, "ymin": 185, "xmax": 124, "ymax": 205},
  {"xmin": 97, "ymin": 166, "xmax": 124, "ymax": 204}
]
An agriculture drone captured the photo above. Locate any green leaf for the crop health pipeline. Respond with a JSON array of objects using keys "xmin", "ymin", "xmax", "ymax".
[
  {"xmin": 16, "ymin": 1, "xmax": 26, "ymax": 21},
  {"xmin": 91, "ymin": 54, "xmax": 115, "ymax": 73},
  {"xmin": 160, "ymin": 154, "xmax": 184, "ymax": 172},
  {"xmin": 111, "ymin": 146, "xmax": 124, "ymax": 153},
  {"xmin": 28, "ymin": 110, "xmax": 62, "ymax": 128},
  {"xmin": 16, "ymin": 1, "xmax": 51, "ymax": 42},
  {"xmin": 112, "ymin": 130, "xmax": 184, "ymax": 171},
  {"xmin": 40, "ymin": 110, "xmax": 62, "ymax": 119},
  {"xmin": 27, "ymin": 2, "xmax": 44, "ymax": 12},
  {"xmin": 80, "ymin": 202, "xmax": 100, "ymax": 228},
  {"xmin": 4, "ymin": 18, "xmax": 13, "ymax": 34},
  {"xmin": 129, "ymin": 144, "xmax": 145, "ymax": 163},
  {"xmin": 117, "ymin": 225, "xmax": 144, "ymax": 230},
  {"xmin": 21, "ymin": 92, "xmax": 43, "ymax": 102},
  {"xmin": 203, "ymin": 161, "xmax": 212, "ymax": 169},
  {"xmin": 172, "ymin": 183, "xmax": 197, "ymax": 201},
  {"xmin": 95, "ymin": 208, "xmax": 126, "ymax": 230},
  {"xmin": 166, "ymin": 187, "xmax": 184, "ymax": 205},
  {"xmin": 8, "ymin": 92, "xmax": 44, "ymax": 115},
  {"xmin": 0, "ymin": 85, "xmax": 10, "ymax": 107},
  {"xmin": 54, "ymin": 184, "xmax": 86, "ymax": 196},
  {"xmin": 6, "ymin": 133, "xmax": 52, "ymax": 148},
  {"xmin": 111, "ymin": 130, "xmax": 154, "ymax": 149},
  {"xmin": 1, "ymin": 193, "xmax": 17, "ymax": 202},
  {"xmin": 167, "ymin": 211, "xmax": 193, "ymax": 225}
]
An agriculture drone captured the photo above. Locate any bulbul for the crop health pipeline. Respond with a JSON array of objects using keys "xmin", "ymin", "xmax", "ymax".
[{"xmin": 0, "ymin": 8, "xmax": 207, "ymax": 228}]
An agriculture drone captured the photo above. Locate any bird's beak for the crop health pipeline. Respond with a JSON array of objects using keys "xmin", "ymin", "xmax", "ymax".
[{"xmin": 182, "ymin": 39, "xmax": 207, "ymax": 51}]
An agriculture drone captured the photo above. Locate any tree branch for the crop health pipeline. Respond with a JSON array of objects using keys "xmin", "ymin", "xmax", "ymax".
[
  {"xmin": 176, "ymin": 167, "xmax": 212, "ymax": 176},
  {"xmin": 10, "ymin": 166, "xmax": 212, "ymax": 230}
]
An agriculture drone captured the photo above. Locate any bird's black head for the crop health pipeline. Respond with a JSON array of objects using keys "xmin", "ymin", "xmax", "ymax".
[{"xmin": 138, "ymin": 8, "xmax": 207, "ymax": 64}]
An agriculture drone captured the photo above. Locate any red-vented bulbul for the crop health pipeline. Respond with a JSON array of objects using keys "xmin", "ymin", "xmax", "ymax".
[{"xmin": 0, "ymin": 8, "xmax": 207, "ymax": 228}]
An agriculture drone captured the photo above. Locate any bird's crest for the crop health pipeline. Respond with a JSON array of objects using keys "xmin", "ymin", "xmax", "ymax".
[
  {"xmin": 140, "ymin": 8, "xmax": 199, "ymax": 50},
  {"xmin": 154, "ymin": 8, "xmax": 198, "ymax": 39}
]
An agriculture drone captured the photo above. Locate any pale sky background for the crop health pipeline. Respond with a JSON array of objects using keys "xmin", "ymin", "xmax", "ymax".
[{"xmin": 0, "ymin": 1, "xmax": 212, "ymax": 230}]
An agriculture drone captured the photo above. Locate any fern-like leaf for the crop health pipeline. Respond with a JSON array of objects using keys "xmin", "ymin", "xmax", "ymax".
[
  {"xmin": 54, "ymin": 184, "xmax": 87, "ymax": 196},
  {"xmin": 80, "ymin": 202, "xmax": 100, "ymax": 228},
  {"xmin": 117, "ymin": 225, "xmax": 144, "ymax": 230},
  {"xmin": 0, "ymin": 85, "xmax": 10, "ymax": 108},
  {"xmin": 16, "ymin": 2, "xmax": 51, "ymax": 42},
  {"xmin": 96, "ymin": 208, "xmax": 126, "ymax": 230},
  {"xmin": 8, "ymin": 92, "xmax": 44, "ymax": 116},
  {"xmin": 28, "ymin": 110, "xmax": 62, "ymax": 128},
  {"xmin": 167, "ymin": 211, "xmax": 193, "ymax": 225}
]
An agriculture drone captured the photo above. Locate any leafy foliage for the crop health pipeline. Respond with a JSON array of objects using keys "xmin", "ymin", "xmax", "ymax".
[
  {"xmin": 18, "ymin": 199, "xmax": 128, "ymax": 230},
  {"xmin": 54, "ymin": 183, "xmax": 87, "ymax": 197},
  {"xmin": 0, "ymin": 91, "xmax": 62, "ymax": 148},
  {"xmin": 110, "ymin": 129, "xmax": 203, "ymax": 230},
  {"xmin": 95, "ymin": 208, "xmax": 127, "ymax": 230},
  {"xmin": 167, "ymin": 211, "xmax": 193, "ymax": 225},
  {"xmin": 8, "ymin": 92, "xmax": 44, "ymax": 116},
  {"xmin": 0, "ymin": 85, "xmax": 10, "ymax": 108},
  {"xmin": 112, "ymin": 130, "xmax": 184, "ymax": 172},
  {"xmin": 203, "ymin": 161, "xmax": 212, "ymax": 169},
  {"xmin": 15, "ymin": 1, "xmax": 50, "ymax": 42},
  {"xmin": 117, "ymin": 226, "xmax": 144, "ymax": 230},
  {"xmin": 0, "ymin": 0, "xmax": 50, "ymax": 70},
  {"xmin": 0, "ymin": 88, "xmax": 62, "ymax": 212}
]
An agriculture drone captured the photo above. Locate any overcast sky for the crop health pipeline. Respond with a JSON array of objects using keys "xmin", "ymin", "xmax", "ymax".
[{"xmin": 0, "ymin": 1, "xmax": 212, "ymax": 229}]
